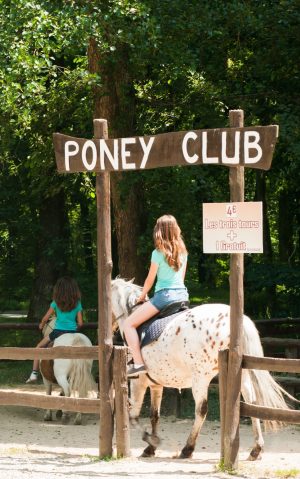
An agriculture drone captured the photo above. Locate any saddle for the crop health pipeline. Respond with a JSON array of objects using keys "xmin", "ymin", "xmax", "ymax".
[{"xmin": 137, "ymin": 300, "xmax": 190, "ymax": 349}]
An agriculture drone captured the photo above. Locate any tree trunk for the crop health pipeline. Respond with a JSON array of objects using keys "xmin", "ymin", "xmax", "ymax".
[
  {"xmin": 79, "ymin": 193, "xmax": 95, "ymax": 274},
  {"xmin": 278, "ymin": 189, "xmax": 294, "ymax": 262},
  {"xmin": 88, "ymin": 38, "xmax": 147, "ymax": 284},
  {"xmin": 255, "ymin": 171, "xmax": 272, "ymax": 260},
  {"xmin": 27, "ymin": 190, "xmax": 70, "ymax": 321},
  {"xmin": 110, "ymin": 173, "xmax": 147, "ymax": 284},
  {"xmin": 254, "ymin": 171, "xmax": 276, "ymax": 314}
]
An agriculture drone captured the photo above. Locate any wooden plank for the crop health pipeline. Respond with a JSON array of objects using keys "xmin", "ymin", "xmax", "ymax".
[
  {"xmin": 218, "ymin": 349, "xmax": 229, "ymax": 461},
  {"xmin": 256, "ymin": 318, "xmax": 300, "ymax": 324},
  {"xmin": 0, "ymin": 322, "xmax": 98, "ymax": 330},
  {"xmin": 0, "ymin": 389, "xmax": 100, "ymax": 413},
  {"xmin": 95, "ymin": 119, "xmax": 114, "ymax": 458},
  {"xmin": 223, "ymin": 109, "xmax": 245, "ymax": 470},
  {"xmin": 113, "ymin": 346, "xmax": 130, "ymax": 457},
  {"xmin": 240, "ymin": 401, "xmax": 300, "ymax": 424},
  {"xmin": 53, "ymin": 125, "xmax": 278, "ymax": 173},
  {"xmin": 242, "ymin": 355, "xmax": 300, "ymax": 373},
  {"xmin": 0, "ymin": 346, "xmax": 99, "ymax": 360},
  {"xmin": 261, "ymin": 337, "xmax": 300, "ymax": 347}
]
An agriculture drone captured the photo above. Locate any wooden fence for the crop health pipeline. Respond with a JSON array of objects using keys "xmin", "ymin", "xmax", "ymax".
[
  {"xmin": 0, "ymin": 344, "xmax": 130, "ymax": 457},
  {"xmin": 218, "ymin": 349, "xmax": 300, "ymax": 462},
  {"xmin": 261, "ymin": 337, "xmax": 300, "ymax": 395}
]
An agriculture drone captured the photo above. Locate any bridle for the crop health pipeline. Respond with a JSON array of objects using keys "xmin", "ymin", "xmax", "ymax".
[{"xmin": 114, "ymin": 297, "xmax": 142, "ymax": 322}]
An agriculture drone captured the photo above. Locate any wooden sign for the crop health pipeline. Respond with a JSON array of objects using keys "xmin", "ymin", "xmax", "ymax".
[
  {"xmin": 53, "ymin": 125, "xmax": 278, "ymax": 173},
  {"xmin": 203, "ymin": 202, "xmax": 263, "ymax": 253}
]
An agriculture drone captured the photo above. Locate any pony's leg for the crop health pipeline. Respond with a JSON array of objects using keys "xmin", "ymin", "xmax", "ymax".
[
  {"xmin": 56, "ymin": 391, "xmax": 64, "ymax": 419},
  {"xmin": 179, "ymin": 378, "xmax": 209, "ymax": 459},
  {"xmin": 55, "ymin": 373, "xmax": 71, "ymax": 424},
  {"xmin": 43, "ymin": 378, "xmax": 53, "ymax": 421},
  {"xmin": 241, "ymin": 370, "xmax": 264, "ymax": 460},
  {"xmin": 129, "ymin": 375, "xmax": 149, "ymax": 423},
  {"xmin": 129, "ymin": 375, "xmax": 162, "ymax": 457},
  {"xmin": 141, "ymin": 384, "xmax": 163, "ymax": 457}
]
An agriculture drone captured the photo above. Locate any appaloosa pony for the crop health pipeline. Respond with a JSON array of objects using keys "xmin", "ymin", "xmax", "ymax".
[
  {"xmin": 40, "ymin": 318, "xmax": 97, "ymax": 424},
  {"xmin": 111, "ymin": 278, "xmax": 292, "ymax": 459}
]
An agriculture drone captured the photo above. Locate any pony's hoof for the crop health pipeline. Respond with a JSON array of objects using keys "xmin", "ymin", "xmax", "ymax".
[
  {"xmin": 73, "ymin": 415, "xmax": 82, "ymax": 426},
  {"xmin": 142, "ymin": 431, "xmax": 161, "ymax": 448},
  {"xmin": 61, "ymin": 414, "xmax": 70, "ymax": 424},
  {"xmin": 247, "ymin": 446, "xmax": 263, "ymax": 461},
  {"xmin": 141, "ymin": 446, "xmax": 155, "ymax": 458},
  {"xmin": 178, "ymin": 446, "xmax": 194, "ymax": 459},
  {"xmin": 43, "ymin": 414, "xmax": 52, "ymax": 422},
  {"xmin": 247, "ymin": 453, "xmax": 262, "ymax": 461}
]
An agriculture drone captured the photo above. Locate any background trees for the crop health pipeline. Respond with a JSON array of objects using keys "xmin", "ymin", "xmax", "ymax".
[{"xmin": 0, "ymin": 0, "xmax": 299, "ymax": 319}]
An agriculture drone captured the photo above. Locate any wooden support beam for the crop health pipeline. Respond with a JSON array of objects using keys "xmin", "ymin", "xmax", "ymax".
[
  {"xmin": 94, "ymin": 119, "xmax": 114, "ymax": 458},
  {"xmin": 113, "ymin": 346, "xmax": 130, "ymax": 457},
  {"xmin": 223, "ymin": 110, "xmax": 245, "ymax": 470},
  {"xmin": 218, "ymin": 348, "xmax": 229, "ymax": 461}
]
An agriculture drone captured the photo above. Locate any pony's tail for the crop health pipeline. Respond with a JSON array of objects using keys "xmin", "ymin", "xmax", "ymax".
[
  {"xmin": 242, "ymin": 315, "xmax": 295, "ymax": 431},
  {"xmin": 68, "ymin": 335, "xmax": 97, "ymax": 398}
]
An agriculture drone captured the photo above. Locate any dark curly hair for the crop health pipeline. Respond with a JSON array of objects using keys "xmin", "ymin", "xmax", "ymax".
[{"xmin": 53, "ymin": 277, "xmax": 81, "ymax": 312}]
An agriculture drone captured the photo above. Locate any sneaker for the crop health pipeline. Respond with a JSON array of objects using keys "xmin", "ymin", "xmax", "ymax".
[
  {"xmin": 26, "ymin": 371, "xmax": 39, "ymax": 383},
  {"xmin": 127, "ymin": 364, "xmax": 147, "ymax": 378}
]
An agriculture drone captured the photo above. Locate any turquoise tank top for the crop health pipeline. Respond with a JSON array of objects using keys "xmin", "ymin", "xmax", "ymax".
[
  {"xmin": 151, "ymin": 249, "xmax": 187, "ymax": 292},
  {"xmin": 50, "ymin": 300, "xmax": 82, "ymax": 330}
]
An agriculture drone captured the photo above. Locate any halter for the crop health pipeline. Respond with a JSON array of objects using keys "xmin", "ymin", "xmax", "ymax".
[
  {"xmin": 42, "ymin": 316, "xmax": 56, "ymax": 337},
  {"xmin": 114, "ymin": 298, "xmax": 142, "ymax": 322}
]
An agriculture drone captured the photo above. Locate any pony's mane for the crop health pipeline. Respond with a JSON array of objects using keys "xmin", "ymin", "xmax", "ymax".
[
  {"xmin": 111, "ymin": 277, "xmax": 142, "ymax": 316},
  {"xmin": 112, "ymin": 277, "xmax": 142, "ymax": 290}
]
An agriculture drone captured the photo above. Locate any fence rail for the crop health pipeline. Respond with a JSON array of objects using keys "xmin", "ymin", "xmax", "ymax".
[
  {"xmin": 0, "ymin": 389, "xmax": 100, "ymax": 413},
  {"xmin": 242, "ymin": 355, "xmax": 300, "ymax": 373},
  {"xmin": 240, "ymin": 402, "xmax": 300, "ymax": 424},
  {"xmin": 0, "ymin": 346, "xmax": 99, "ymax": 360}
]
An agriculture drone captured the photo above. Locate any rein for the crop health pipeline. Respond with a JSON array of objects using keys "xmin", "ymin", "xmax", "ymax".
[{"xmin": 114, "ymin": 294, "xmax": 143, "ymax": 322}]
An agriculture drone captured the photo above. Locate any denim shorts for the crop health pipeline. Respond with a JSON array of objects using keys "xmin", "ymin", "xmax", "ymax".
[
  {"xmin": 49, "ymin": 329, "xmax": 77, "ymax": 341},
  {"xmin": 150, "ymin": 288, "xmax": 189, "ymax": 311}
]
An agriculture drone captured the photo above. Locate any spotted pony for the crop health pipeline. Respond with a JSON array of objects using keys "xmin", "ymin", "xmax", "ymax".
[{"xmin": 111, "ymin": 278, "xmax": 292, "ymax": 460}]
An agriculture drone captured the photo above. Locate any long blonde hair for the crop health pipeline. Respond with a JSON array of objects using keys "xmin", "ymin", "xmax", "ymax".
[{"xmin": 153, "ymin": 215, "xmax": 187, "ymax": 271}]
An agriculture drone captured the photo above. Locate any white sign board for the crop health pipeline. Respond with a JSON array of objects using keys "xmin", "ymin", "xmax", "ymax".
[{"xmin": 203, "ymin": 202, "xmax": 263, "ymax": 254}]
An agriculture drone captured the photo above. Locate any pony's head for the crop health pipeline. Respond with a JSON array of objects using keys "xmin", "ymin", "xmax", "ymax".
[
  {"xmin": 42, "ymin": 315, "xmax": 56, "ymax": 337},
  {"xmin": 111, "ymin": 277, "xmax": 142, "ymax": 334}
]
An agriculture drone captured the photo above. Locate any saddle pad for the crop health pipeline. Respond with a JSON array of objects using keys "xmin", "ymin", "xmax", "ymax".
[{"xmin": 138, "ymin": 310, "xmax": 187, "ymax": 349}]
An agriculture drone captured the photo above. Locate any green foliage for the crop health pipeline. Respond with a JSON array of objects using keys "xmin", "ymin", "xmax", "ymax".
[{"xmin": 0, "ymin": 0, "xmax": 300, "ymax": 317}]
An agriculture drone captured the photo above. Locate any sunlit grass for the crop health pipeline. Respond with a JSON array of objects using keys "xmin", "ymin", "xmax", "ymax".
[{"xmin": 274, "ymin": 469, "xmax": 300, "ymax": 478}]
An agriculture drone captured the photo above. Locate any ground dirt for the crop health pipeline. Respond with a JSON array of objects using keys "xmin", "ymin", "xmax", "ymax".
[{"xmin": 0, "ymin": 385, "xmax": 299, "ymax": 479}]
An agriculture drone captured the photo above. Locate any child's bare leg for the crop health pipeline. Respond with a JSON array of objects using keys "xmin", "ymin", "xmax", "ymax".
[
  {"xmin": 123, "ymin": 302, "xmax": 159, "ymax": 365},
  {"xmin": 32, "ymin": 336, "xmax": 50, "ymax": 371}
]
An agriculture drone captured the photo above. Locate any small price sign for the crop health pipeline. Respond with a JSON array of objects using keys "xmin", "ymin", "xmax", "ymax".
[{"xmin": 203, "ymin": 202, "xmax": 263, "ymax": 254}]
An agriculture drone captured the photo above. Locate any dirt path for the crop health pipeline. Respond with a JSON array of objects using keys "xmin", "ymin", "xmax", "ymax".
[{"xmin": 0, "ymin": 386, "xmax": 299, "ymax": 478}]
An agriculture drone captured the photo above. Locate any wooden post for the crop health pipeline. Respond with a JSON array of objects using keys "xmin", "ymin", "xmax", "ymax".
[
  {"xmin": 113, "ymin": 346, "xmax": 130, "ymax": 457},
  {"xmin": 218, "ymin": 348, "xmax": 229, "ymax": 461},
  {"xmin": 223, "ymin": 110, "xmax": 245, "ymax": 469},
  {"xmin": 94, "ymin": 119, "xmax": 114, "ymax": 458}
]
